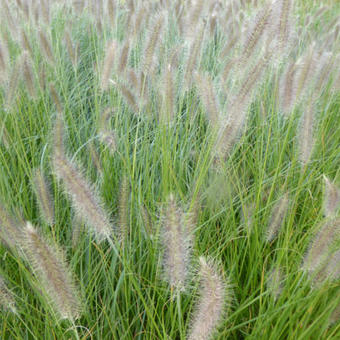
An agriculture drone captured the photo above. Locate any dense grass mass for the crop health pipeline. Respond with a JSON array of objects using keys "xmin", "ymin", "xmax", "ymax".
[{"xmin": 0, "ymin": 0, "xmax": 340, "ymax": 339}]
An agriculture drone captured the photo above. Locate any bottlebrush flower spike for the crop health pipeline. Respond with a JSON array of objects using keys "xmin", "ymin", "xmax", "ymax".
[
  {"xmin": 302, "ymin": 217, "xmax": 340, "ymax": 273},
  {"xmin": 22, "ymin": 222, "xmax": 81, "ymax": 320},
  {"xmin": 323, "ymin": 176, "xmax": 340, "ymax": 217},
  {"xmin": 32, "ymin": 169, "xmax": 55, "ymax": 225},
  {"xmin": 188, "ymin": 257, "xmax": 231, "ymax": 340},
  {"xmin": 266, "ymin": 193, "xmax": 289, "ymax": 242},
  {"xmin": 101, "ymin": 41, "xmax": 117, "ymax": 90},
  {"xmin": 53, "ymin": 155, "xmax": 113, "ymax": 243},
  {"xmin": 0, "ymin": 202, "xmax": 22, "ymax": 249},
  {"xmin": 298, "ymin": 100, "xmax": 315, "ymax": 167},
  {"xmin": 162, "ymin": 194, "xmax": 192, "ymax": 293},
  {"xmin": 267, "ymin": 266, "xmax": 284, "ymax": 300}
]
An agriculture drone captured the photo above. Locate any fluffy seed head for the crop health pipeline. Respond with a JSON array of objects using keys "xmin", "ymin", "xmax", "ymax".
[
  {"xmin": 196, "ymin": 72, "xmax": 220, "ymax": 127},
  {"xmin": 0, "ymin": 203, "xmax": 22, "ymax": 249},
  {"xmin": 302, "ymin": 217, "xmax": 340, "ymax": 273},
  {"xmin": 32, "ymin": 169, "xmax": 55, "ymax": 225},
  {"xmin": 101, "ymin": 41, "xmax": 117, "ymax": 90},
  {"xmin": 188, "ymin": 257, "xmax": 230, "ymax": 340},
  {"xmin": 242, "ymin": 2, "xmax": 272, "ymax": 60},
  {"xmin": 22, "ymin": 51, "xmax": 36, "ymax": 98},
  {"xmin": 142, "ymin": 14, "xmax": 163, "ymax": 74},
  {"xmin": 266, "ymin": 193, "xmax": 289, "ymax": 242},
  {"xmin": 53, "ymin": 156, "xmax": 113, "ymax": 243},
  {"xmin": 297, "ymin": 101, "xmax": 315, "ymax": 167},
  {"xmin": 38, "ymin": 30, "xmax": 54, "ymax": 64},
  {"xmin": 22, "ymin": 222, "xmax": 81, "ymax": 320},
  {"xmin": 162, "ymin": 194, "xmax": 192, "ymax": 293},
  {"xmin": 267, "ymin": 266, "xmax": 283, "ymax": 300},
  {"xmin": 323, "ymin": 176, "xmax": 340, "ymax": 217}
]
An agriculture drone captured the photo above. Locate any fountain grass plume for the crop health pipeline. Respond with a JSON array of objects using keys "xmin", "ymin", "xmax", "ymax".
[
  {"xmin": 161, "ymin": 63, "xmax": 175, "ymax": 124},
  {"xmin": 274, "ymin": 0, "xmax": 293, "ymax": 53},
  {"xmin": 162, "ymin": 194, "xmax": 192, "ymax": 293},
  {"xmin": 38, "ymin": 29, "xmax": 54, "ymax": 64},
  {"xmin": 101, "ymin": 41, "xmax": 117, "ymax": 90},
  {"xmin": 196, "ymin": 72, "xmax": 220, "ymax": 127},
  {"xmin": 183, "ymin": 25, "xmax": 205, "ymax": 90},
  {"xmin": 279, "ymin": 61, "xmax": 297, "ymax": 116},
  {"xmin": 302, "ymin": 217, "xmax": 340, "ymax": 274},
  {"xmin": 266, "ymin": 192, "xmax": 289, "ymax": 242},
  {"xmin": 188, "ymin": 257, "xmax": 231, "ymax": 340},
  {"xmin": 53, "ymin": 155, "xmax": 113, "ymax": 243},
  {"xmin": 142, "ymin": 14, "xmax": 163, "ymax": 75},
  {"xmin": 22, "ymin": 222, "xmax": 81, "ymax": 320},
  {"xmin": 22, "ymin": 51, "xmax": 36, "ymax": 98},
  {"xmin": 32, "ymin": 168, "xmax": 55, "ymax": 225},
  {"xmin": 323, "ymin": 176, "xmax": 340, "ymax": 217},
  {"xmin": 0, "ymin": 202, "xmax": 22, "ymax": 249},
  {"xmin": 242, "ymin": 1, "xmax": 272, "ymax": 61},
  {"xmin": 297, "ymin": 100, "xmax": 315, "ymax": 167}
]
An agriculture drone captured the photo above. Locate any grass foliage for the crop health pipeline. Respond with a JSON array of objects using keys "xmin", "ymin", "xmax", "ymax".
[{"xmin": 0, "ymin": 0, "xmax": 340, "ymax": 339}]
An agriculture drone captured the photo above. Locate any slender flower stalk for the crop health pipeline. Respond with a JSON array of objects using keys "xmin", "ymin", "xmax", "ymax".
[
  {"xmin": 22, "ymin": 222, "xmax": 81, "ymax": 320},
  {"xmin": 188, "ymin": 257, "xmax": 230, "ymax": 340}
]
